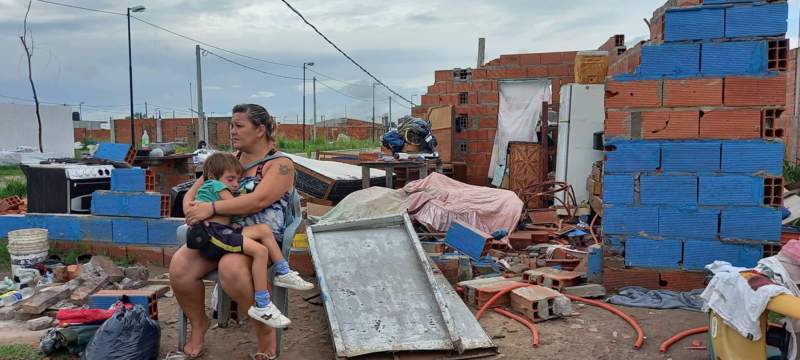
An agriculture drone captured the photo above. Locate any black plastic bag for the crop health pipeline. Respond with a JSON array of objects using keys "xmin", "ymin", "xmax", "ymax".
[{"xmin": 82, "ymin": 304, "xmax": 160, "ymax": 360}]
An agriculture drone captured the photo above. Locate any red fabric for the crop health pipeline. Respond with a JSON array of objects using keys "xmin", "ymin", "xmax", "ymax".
[{"xmin": 56, "ymin": 303, "xmax": 131, "ymax": 326}]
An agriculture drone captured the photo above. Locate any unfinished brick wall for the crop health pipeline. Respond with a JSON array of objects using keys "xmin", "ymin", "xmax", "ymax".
[
  {"xmin": 787, "ymin": 49, "xmax": 798, "ymax": 161},
  {"xmin": 74, "ymin": 128, "xmax": 111, "ymax": 143},
  {"xmin": 413, "ymin": 51, "xmax": 578, "ymax": 186},
  {"xmin": 113, "ymin": 117, "xmax": 232, "ymax": 147}
]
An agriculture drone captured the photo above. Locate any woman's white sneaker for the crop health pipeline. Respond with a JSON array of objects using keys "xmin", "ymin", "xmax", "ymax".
[
  {"xmin": 248, "ymin": 303, "xmax": 291, "ymax": 328},
  {"xmin": 274, "ymin": 271, "xmax": 314, "ymax": 291}
]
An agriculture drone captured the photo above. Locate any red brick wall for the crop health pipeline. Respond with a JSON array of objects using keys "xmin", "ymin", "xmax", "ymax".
[
  {"xmin": 278, "ymin": 122, "xmax": 383, "ymax": 142},
  {"xmin": 74, "ymin": 128, "xmax": 111, "ymax": 143},
  {"xmin": 788, "ymin": 49, "xmax": 797, "ymax": 162},
  {"xmin": 113, "ymin": 118, "xmax": 232, "ymax": 147},
  {"xmin": 413, "ymin": 51, "xmax": 578, "ymax": 185}
]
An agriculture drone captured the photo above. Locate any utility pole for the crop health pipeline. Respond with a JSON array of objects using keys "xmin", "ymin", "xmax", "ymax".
[
  {"xmin": 312, "ymin": 76, "xmax": 317, "ymax": 144},
  {"xmin": 302, "ymin": 62, "xmax": 314, "ymax": 150},
  {"xmin": 196, "ymin": 45, "xmax": 206, "ymax": 144},
  {"xmin": 388, "ymin": 96, "xmax": 392, "ymax": 129},
  {"xmin": 144, "ymin": 101, "xmax": 148, "ymax": 118},
  {"xmin": 372, "ymin": 82, "xmax": 376, "ymax": 143}
]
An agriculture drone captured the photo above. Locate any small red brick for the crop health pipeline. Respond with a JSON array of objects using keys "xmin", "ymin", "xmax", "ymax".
[
  {"xmin": 519, "ymin": 54, "xmax": 541, "ymax": 65},
  {"xmin": 606, "ymin": 80, "xmax": 663, "ymax": 109},
  {"xmin": 724, "ymin": 74, "xmax": 786, "ymax": 107},
  {"xmin": 469, "ymin": 141, "xmax": 494, "ymax": 153},
  {"xmin": 561, "ymin": 51, "xmax": 578, "ymax": 63},
  {"xmin": 540, "ymin": 52, "xmax": 563, "ymax": 65},
  {"xmin": 642, "ymin": 110, "xmax": 700, "ymax": 139},
  {"xmin": 526, "ymin": 66, "xmax": 548, "ymax": 77},
  {"xmin": 663, "ymin": 78, "xmax": 723, "ymax": 107},
  {"xmin": 434, "ymin": 70, "xmax": 452, "ymax": 82},
  {"xmin": 605, "ymin": 111, "xmax": 631, "ymax": 138},
  {"xmin": 700, "ymin": 109, "xmax": 761, "ymax": 139},
  {"xmin": 472, "ymin": 69, "xmax": 488, "ymax": 79},
  {"xmin": 547, "ymin": 64, "xmax": 572, "ymax": 77},
  {"xmin": 479, "ymin": 92, "xmax": 499, "ymax": 104}
]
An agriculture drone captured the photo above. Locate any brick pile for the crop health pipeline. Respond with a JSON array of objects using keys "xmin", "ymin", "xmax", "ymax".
[{"xmin": 602, "ymin": 0, "xmax": 788, "ymax": 274}]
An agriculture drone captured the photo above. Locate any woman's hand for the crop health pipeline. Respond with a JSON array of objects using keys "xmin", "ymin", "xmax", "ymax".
[{"xmin": 184, "ymin": 201, "xmax": 213, "ymax": 225}]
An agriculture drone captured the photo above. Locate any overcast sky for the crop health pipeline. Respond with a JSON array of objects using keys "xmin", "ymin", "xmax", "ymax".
[{"xmin": 0, "ymin": 0, "xmax": 798, "ymax": 124}]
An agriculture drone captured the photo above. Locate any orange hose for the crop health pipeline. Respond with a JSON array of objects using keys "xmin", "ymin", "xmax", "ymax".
[
  {"xmin": 494, "ymin": 307, "xmax": 540, "ymax": 348},
  {"xmin": 564, "ymin": 294, "xmax": 645, "ymax": 349},
  {"xmin": 589, "ymin": 212, "xmax": 600, "ymax": 244},
  {"xmin": 659, "ymin": 326, "xmax": 708, "ymax": 353},
  {"xmin": 475, "ymin": 283, "xmax": 532, "ymax": 320}
]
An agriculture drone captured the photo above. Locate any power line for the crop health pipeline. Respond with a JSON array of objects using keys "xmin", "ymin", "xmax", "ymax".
[
  {"xmin": 36, "ymin": 0, "xmax": 124, "ymax": 15},
  {"xmin": 201, "ymin": 48, "xmax": 303, "ymax": 80},
  {"xmin": 316, "ymin": 80, "xmax": 370, "ymax": 102},
  {"xmin": 308, "ymin": 69, "xmax": 372, "ymax": 88},
  {"xmin": 279, "ymin": 0, "xmax": 414, "ymax": 105}
]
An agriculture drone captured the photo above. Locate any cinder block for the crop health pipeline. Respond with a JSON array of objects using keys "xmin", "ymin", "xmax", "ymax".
[
  {"xmin": 605, "ymin": 111, "xmax": 631, "ymax": 139},
  {"xmin": 725, "ymin": 2, "xmax": 788, "ymax": 38},
  {"xmin": 625, "ymin": 238, "xmax": 683, "ymax": 269},
  {"xmin": 724, "ymin": 74, "xmax": 786, "ymax": 107},
  {"xmin": 27, "ymin": 214, "xmax": 82, "ymax": 241},
  {"xmin": 720, "ymin": 207, "xmax": 781, "ymax": 241},
  {"xmin": 604, "ymin": 236, "xmax": 625, "ymax": 256},
  {"xmin": 699, "ymin": 175, "xmax": 764, "ymax": 206},
  {"xmin": 661, "ymin": 141, "xmax": 720, "ymax": 172},
  {"xmin": 663, "ymin": 78, "xmax": 723, "ymax": 107},
  {"xmin": 603, "ymin": 258, "xmax": 707, "ymax": 292},
  {"xmin": 700, "ymin": 109, "xmax": 762, "ymax": 139},
  {"xmin": 721, "ymin": 140, "xmax": 783, "ymax": 176},
  {"xmin": 604, "ymin": 141, "xmax": 661, "ymax": 173},
  {"xmin": 664, "ymin": 7, "xmax": 725, "ymax": 41},
  {"xmin": 640, "ymin": 175, "xmax": 697, "ymax": 206},
  {"xmin": 80, "ymin": 216, "xmax": 113, "ymax": 242},
  {"xmin": 642, "ymin": 111, "xmax": 700, "ymax": 140},
  {"xmin": 112, "ymin": 219, "xmax": 149, "ymax": 244},
  {"xmin": 94, "ymin": 143, "xmax": 132, "ymax": 163},
  {"xmin": 659, "ymin": 207, "xmax": 720, "ymax": 239},
  {"xmin": 638, "ymin": 43, "xmax": 701, "ymax": 78},
  {"xmin": 605, "ymin": 80, "xmax": 662, "ymax": 109},
  {"xmin": 603, "ymin": 205, "xmax": 659, "ymax": 236},
  {"xmin": 0, "ymin": 215, "xmax": 31, "ymax": 238},
  {"xmin": 146, "ymin": 218, "xmax": 184, "ymax": 246},
  {"xmin": 602, "ymin": 175, "xmax": 635, "ymax": 205},
  {"xmin": 683, "ymin": 240, "xmax": 762, "ymax": 270},
  {"xmin": 702, "ymin": 41, "xmax": 768, "ymax": 76},
  {"xmin": 111, "ymin": 168, "xmax": 146, "ymax": 192},
  {"xmin": 703, "ymin": 0, "xmax": 757, "ymax": 3},
  {"xmin": 91, "ymin": 191, "xmax": 164, "ymax": 219}
]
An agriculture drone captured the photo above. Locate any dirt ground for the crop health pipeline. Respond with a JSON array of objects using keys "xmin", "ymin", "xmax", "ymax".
[{"xmin": 155, "ymin": 277, "xmax": 709, "ymax": 360}]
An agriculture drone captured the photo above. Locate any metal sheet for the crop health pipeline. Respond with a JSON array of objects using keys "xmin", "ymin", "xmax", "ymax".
[{"xmin": 309, "ymin": 214, "xmax": 495, "ymax": 358}]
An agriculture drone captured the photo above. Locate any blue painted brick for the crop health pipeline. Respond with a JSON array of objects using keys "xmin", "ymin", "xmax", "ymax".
[
  {"xmin": 0, "ymin": 215, "xmax": 31, "ymax": 238},
  {"xmin": 111, "ymin": 168, "xmax": 146, "ymax": 192},
  {"xmin": 603, "ymin": 206, "xmax": 659, "ymax": 236},
  {"xmin": 664, "ymin": 7, "xmax": 725, "ymax": 41},
  {"xmin": 639, "ymin": 43, "xmax": 701, "ymax": 78},
  {"xmin": 93, "ymin": 143, "xmax": 131, "ymax": 163},
  {"xmin": 147, "ymin": 218, "xmax": 184, "ymax": 246},
  {"xmin": 640, "ymin": 175, "xmax": 697, "ymax": 206},
  {"xmin": 605, "ymin": 141, "xmax": 661, "ymax": 173},
  {"xmin": 703, "ymin": 0, "xmax": 755, "ymax": 4},
  {"xmin": 27, "ymin": 214, "xmax": 82, "ymax": 241},
  {"xmin": 701, "ymin": 41, "xmax": 768, "ymax": 76},
  {"xmin": 91, "ymin": 191, "xmax": 163, "ymax": 219},
  {"xmin": 605, "ymin": 236, "xmax": 626, "ymax": 255},
  {"xmin": 603, "ymin": 175, "xmax": 635, "ymax": 205},
  {"xmin": 80, "ymin": 216, "xmax": 113, "ymax": 242},
  {"xmin": 659, "ymin": 207, "xmax": 719, "ymax": 239},
  {"xmin": 625, "ymin": 238, "xmax": 683, "ymax": 269},
  {"xmin": 721, "ymin": 140, "xmax": 783, "ymax": 175},
  {"xmin": 699, "ymin": 175, "xmax": 764, "ymax": 206},
  {"xmin": 725, "ymin": 2, "xmax": 788, "ymax": 38},
  {"xmin": 112, "ymin": 219, "xmax": 148, "ymax": 244},
  {"xmin": 445, "ymin": 221, "xmax": 490, "ymax": 260},
  {"xmin": 661, "ymin": 141, "xmax": 721, "ymax": 172},
  {"xmin": 720, "ymin": 207, "xmax": 781, "ymax": 241},
  {"xmin": 683, "ymin": 240, "xmax": 762, "ymax": 270}
]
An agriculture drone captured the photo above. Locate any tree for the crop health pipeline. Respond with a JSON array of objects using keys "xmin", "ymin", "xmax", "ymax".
[{"xmin": 20, "ymin": 0, "xmax": 43, "ymax": 152}]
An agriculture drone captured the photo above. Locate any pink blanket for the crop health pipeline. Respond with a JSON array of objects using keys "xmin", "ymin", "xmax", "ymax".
[{"xmin": 404, "ymin": 173, "xmax": 523, "ymax": 234}]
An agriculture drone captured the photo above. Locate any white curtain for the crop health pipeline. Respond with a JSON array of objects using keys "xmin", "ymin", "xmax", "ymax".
[{"xmin": 489, "ymin": 79, "xmax": 551, "ymax": 178}]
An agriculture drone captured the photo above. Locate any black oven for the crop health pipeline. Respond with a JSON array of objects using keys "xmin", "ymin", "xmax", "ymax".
[{"xmin": 22, "ymin": 164, "xmax": 113, "ymax": 214}]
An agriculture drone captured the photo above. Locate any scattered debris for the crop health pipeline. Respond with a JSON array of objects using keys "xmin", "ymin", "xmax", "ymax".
[
  {"xmin": 123, "ymin": 266, "xmax": 150, "ymax": 282},
  {"xmin": 89, "ymin": 256, "xmax": 124, "ymax": 283},
  {"xmin": 27, "ymin": 316, "xmax": 55, "ymax": 331},
  {"xmin": 563, "ymin": 284, "xmax": 607, "ymax": 299}
]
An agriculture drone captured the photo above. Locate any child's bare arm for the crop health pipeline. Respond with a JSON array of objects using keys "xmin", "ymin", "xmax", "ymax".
[{"xmin": 218, "ymin": 189, "xmax": 235, "ymax": 201}]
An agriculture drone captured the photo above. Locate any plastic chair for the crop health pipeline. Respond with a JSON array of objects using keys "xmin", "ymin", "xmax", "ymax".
[{"xmin": 176, "ymin": 190, "xmax": 302, "ymax": 355}]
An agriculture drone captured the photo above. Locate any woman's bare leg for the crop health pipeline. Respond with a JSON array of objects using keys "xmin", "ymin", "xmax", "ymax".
[
  {"xmin": 218, "ymin": 253, "xmax": 277, "ymax": 356},
  {"xmin": 169, "ymin": 245, "xmax": 217, "ymax": 356}
]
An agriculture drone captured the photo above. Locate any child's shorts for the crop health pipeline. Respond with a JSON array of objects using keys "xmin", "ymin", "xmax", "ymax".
[{"xmin": 195, "ymin": 222, "xmax": 244, "ymax": 261}]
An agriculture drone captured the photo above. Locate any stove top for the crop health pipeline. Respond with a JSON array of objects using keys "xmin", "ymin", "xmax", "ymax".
[{"xmin": 28, "ymin": 163, "xmax": 114, "ymax": 180}]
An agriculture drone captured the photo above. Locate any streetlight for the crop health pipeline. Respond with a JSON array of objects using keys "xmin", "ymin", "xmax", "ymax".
[
  {"xmin": 302, "ymin": 62, "xmax": 314, "ymax": 150},
  {"xmin": 127, "ymin": 5, "xmax": 145, "ymax": 147},
  {"xmin": 78, "ymin": 102, "xmax": 84, "ymax": 121}
]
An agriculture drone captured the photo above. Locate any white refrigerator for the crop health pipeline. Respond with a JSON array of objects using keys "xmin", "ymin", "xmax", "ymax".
[{"xmin": 556, "ymin": 84, "xmax": 605, "ymax": 204}]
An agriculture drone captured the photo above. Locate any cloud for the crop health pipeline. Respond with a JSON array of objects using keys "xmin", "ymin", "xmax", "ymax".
[
  {"xmin": 250, "ymin": 91, "xmax": 276, "ymax": 99},
  {"xmin": 231, "ymin": 84, "xmax": 241, "ymax": 88},
  {"xmin": 203, "ymin": 85, "xmax": 223, "ymax": 90}
]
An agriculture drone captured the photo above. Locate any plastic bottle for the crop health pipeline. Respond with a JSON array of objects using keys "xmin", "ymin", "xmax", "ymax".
[
  {"xmin": 141, "ymin": 129, "xmax": 150, "ymax": 148},
  {"xmin": 1, "ymin": 287, "xmax": 33, "ymax": 307}
]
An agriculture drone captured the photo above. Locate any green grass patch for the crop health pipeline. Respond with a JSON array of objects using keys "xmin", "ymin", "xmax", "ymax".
[
  {"xmin": 0, "ymin": 165, "xmax": 23, "ymax": 177},
  {"xmin": 785, "ymin": 162, "xmax": 800, "ymax": 184},
  {"xmin": 0, "ymin": 344, "xmax": 42, "ymax": 360},
  {"xmin": 0, "ymin": 180, "xmax": 26, "ymax": 199},
  {"xmin": 277, "ymin": 137, "xmax": 379, "ymax": 154},
  {"xmin": 0, "ymin": 240, "xmax": 8, "ymax": 271}
]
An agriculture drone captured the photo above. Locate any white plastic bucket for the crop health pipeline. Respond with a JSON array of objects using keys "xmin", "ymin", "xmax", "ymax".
[{"xmin": 7, "ymin": 228, "xmax": 48, "ymax": 277}]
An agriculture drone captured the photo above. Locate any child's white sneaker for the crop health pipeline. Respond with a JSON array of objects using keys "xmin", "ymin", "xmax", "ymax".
[
  {"xmin": 274, "ymin": 270, "xmax": 314, "ymax": 291},
  {"xmin": 248, "ymin": 303, "xmax": 291, "ymax": 328}
]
